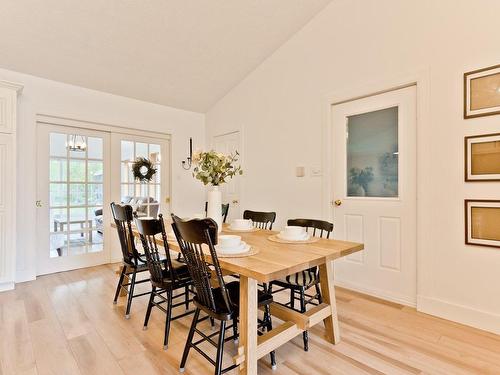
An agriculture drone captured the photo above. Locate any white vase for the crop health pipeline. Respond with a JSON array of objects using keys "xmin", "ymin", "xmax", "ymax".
[{"xmin": 207, "ymin": 185, "xmax": 222, "ymax": 233}]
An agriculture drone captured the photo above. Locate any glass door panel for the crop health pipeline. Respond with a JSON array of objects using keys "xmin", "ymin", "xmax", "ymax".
[
  {"xmin": 119, "ymin": 139, "xmax": 164, "ymax": 218},
  {"xmin": 346, "ymin": 106, "xmax": 399, "ymax": 198},
  {"xmin": 48, "ymin": 132, "xmax": 105, "ymax": 258}
]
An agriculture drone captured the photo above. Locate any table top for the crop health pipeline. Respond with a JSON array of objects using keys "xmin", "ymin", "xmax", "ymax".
[
  {"xmin": 113, "ymin": 221, "xmax": 363, "ymax": 282},
  {"xmin": 168, "ymin": 225, "xmax": 363, "ymax": 283}
]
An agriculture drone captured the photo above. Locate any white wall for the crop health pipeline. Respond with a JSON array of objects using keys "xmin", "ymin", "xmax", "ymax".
[
  {"xmin": 0, "ymin": 68, "xmax": 205, "ymax": 283},
  {"xmin": 206, "ymin": 0, "xmax": 500, "ymax": 333}
]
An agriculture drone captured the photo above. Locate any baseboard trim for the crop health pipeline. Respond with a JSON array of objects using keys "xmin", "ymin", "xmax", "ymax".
[
  {"xmin": 0, "ymin": 281, "xmax": 15, "ymax": 292},
  {"xmin": 15, "ymin": 270, "xmax": 36, "ymax": 283},
  {"xmin": 334, "ymin": 279, "xmax": 416, "ymax": 307},
  {"xmin": 417, "ymin": 295, "xmax": 500, "ymax": 335}
]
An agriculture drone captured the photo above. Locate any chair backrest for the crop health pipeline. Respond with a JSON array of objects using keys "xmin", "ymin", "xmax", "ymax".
[
  {"xmin": 285, "ymin": 218, "xmax": 334, "ymax": 286},
  {"xmin": 204, "ymin": 202, "xmax": 230, "ymax": 223},
  {"xmin": 243, "ymin": 210, "xmax": 276, "ymax": 230},
  {"xmin": 171, "ymin": 215, "xmax": 234, "ymax": 315},
  {"xmin": 110, "ymin": 202, "xmax": 141, "ymax": 265},
  {"xmin": 134, "ymin": 214, "xmax": 176, "ymax": 283},
  {"xmin": 287, "ymin": 218, "xmax": 333, "ymax": 239}
]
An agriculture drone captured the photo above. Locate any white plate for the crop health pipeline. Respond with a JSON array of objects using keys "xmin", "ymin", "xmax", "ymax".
[
  {"xmin": 215, "ymin": 241, "xmax": 250, "ymax": 254},
  {"xmin": 277, "ymin": 232, "xmax": 310, "ymax": 241}
]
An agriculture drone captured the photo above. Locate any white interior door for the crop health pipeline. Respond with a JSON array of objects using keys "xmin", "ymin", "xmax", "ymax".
[
  {"xmin": 331, "ymin": 86, "xmax": 417, "ymax": 306},
  {"xmin": 36, "ymin": 124, "xmax": 110, "ymax": 275},
  {"xmin": 213, "ymin": 131, "xmax": 242, "ymax": 222}
]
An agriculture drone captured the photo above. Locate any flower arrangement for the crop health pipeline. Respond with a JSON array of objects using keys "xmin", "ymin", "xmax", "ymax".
[{"xmin": 192, "ymin": 150, "xmax": 243, "ymax": 186}]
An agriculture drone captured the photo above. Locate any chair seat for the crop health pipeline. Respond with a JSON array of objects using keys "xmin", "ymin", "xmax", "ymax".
[
  {"xmin": 151, "ymin": 263, "xmax": 192, "ymax": 288},
  {"xmin": 212, "ymin": 281, "xmax": 273, "ymax": 315},
  {"xmin": 272, "ymin": 270, "xmax": 318, "ymax": 288},
  {"xmin": 123, "ymin": 260, "xmax": 149, "ymax": 272}
]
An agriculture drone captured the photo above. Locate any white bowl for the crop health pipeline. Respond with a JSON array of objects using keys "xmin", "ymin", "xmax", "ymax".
[
  {"xmin": 283, "ymin": 226, "xmax": 306, "ymax": 239},
  {"xmin": 216, "ymin": 241, "xmax": 250, "ymax": 254},
  {"xmin": 231, "ymin": 219, "xmax": 253, "ymax": 230},
  {"xmin": 278, "ymin": 231, "xmax": 310, "ymax": 241},
  {"xmin": 218, "ymin": 235, "xmax": 241, "ymax": 248}
]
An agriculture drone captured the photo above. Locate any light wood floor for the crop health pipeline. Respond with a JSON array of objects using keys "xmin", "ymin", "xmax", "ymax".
[{"xmin": 1, "ymin": 264, "xmax": 500, "ymax": 375}]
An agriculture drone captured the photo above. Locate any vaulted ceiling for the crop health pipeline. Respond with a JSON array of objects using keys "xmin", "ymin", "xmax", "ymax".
[{"xmin": 0, "ymin": 0, "xmax": 331, "ymax": 112}]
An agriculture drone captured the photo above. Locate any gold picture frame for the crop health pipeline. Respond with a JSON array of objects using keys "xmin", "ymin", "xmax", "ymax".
[
  {"xmin": 464, "ymin": 64, "xmax": 500, "ymax": 119},
  {"xmin": 465, "ymin": 199, "xmax": 500, "ymax": 248},
  {"xmin": 464, "ymin": 133, "xmax": 500, "ymax": 181}
]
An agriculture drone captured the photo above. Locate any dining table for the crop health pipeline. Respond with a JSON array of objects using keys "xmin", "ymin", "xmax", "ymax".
[{"xmin": 120, "ymin": 222, "xmax": 364, "ymax": 375}]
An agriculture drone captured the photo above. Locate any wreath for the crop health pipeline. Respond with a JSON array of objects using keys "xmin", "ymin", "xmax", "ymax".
[{"xmin": 132, "ymin": 157, "xmax": 157, "ymax": 182}]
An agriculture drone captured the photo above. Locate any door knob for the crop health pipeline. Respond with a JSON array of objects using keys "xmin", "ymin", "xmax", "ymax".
[
  {"xmin": 35, "ymin": 200, "xmax": 42, "ymax": 207},
  {"xmin": 232, "ymin": 199, "xmax": 239, "ymax": 204},
  {"xmin": 334, "ymin": 199, "xmax": 342, "ymax": 206}
]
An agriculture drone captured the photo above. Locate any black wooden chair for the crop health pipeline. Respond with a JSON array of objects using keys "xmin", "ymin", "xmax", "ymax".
[
  {"xmin": 171, "ymin": 215, "xmax": 276, "ymax": 375},
  {"xmin": 243, "ymin": 210, "xmax": 276, "ymax": 229},
  {"xmin": 269, "ymin": 218, "xmax": 333, "ymax": 352},
  {"xmin": 135, "ymin": 214, "xmax": 195, "ymax": 350},
  {"xmin": 204, "ymin": 202, "xmax": 230, "ymax": 223},
  {"xmin": 111, "ymin": 202, "xmax": 152, "ymax": 319}
]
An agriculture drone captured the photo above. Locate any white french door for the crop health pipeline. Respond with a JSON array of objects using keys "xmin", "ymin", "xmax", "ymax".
[
  {"xmin": 331, "ymin": 86, "xmax": 417, "ymax": 306},
  {"xmin": 213, "ymin": 131, "xmax": 241, "ymax": 222},
  {"xmin": 36, "ymin": 124, "xmax": 111, "ymax": 275}
]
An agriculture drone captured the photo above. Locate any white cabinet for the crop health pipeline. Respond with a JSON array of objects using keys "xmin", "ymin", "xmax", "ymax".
[{"xmin": 0, "ymin": 81, "xmax": 22, "ymax": 291}]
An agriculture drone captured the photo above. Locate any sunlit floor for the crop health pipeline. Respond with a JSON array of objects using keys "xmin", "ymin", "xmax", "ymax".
[{"xmin": 1, "ymin": 264, "xmax": 500, "ymax": 374}]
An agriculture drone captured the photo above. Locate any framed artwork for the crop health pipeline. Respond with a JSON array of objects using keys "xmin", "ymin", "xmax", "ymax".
[
  {"xmin": 464, "ymin": 64, "xmax": 500, "ymax": 119},
  {"xmin": 465, "ymin": 199, "xmax": 500, "ymax": 248},
  {"xmin": 464, "ymin": 133, "xmax": 500, "ymax": 181}
]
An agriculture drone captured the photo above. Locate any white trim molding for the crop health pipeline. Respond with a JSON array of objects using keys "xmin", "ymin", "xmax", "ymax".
[
  {"xmin": 0, "ymin": 80, "xmax": 24, "ymax": 93},
  {"xmin": 418, "ymin": 295, "xmax": 500, "ymax": 335},
  {"xmin": 335, "ymin": 279, "xmax": 417, "ymax": 308},
  {"xmin": 36, "ymin": 114, "xmax": 171, "ymax": 140}
]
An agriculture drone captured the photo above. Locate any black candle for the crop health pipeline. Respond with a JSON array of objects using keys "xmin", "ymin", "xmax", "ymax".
[{"xmin": 189, "ymin": 138, "xmax": 192, "ymax": 158}]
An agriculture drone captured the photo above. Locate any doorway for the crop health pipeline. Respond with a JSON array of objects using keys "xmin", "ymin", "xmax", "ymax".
[
  {"xmin": 213, "ymin": 131, "xmax": 242, "ymax": 222},
  {"xmin": 37, "ymin": 123, "xmax": 171, "ymax": 275}
]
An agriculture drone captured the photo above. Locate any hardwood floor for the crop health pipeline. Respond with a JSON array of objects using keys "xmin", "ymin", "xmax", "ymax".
[{"xmin": 1, "ymin": 264, "xmax": 500, "ymax": 374}]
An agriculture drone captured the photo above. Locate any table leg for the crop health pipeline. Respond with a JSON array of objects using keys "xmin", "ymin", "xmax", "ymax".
[
  {"xmin": 319, "ymin": 260, "xmax": 340, "ymax": 344},
  {"xmin": 238, "ymin": 275, "xmax": 258, "ymax": 375}
]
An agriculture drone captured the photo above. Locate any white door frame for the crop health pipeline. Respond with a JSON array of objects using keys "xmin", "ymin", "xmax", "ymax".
[{"xmin": 322, "ymin": 69, "xmax": 430, "ymax": 308}]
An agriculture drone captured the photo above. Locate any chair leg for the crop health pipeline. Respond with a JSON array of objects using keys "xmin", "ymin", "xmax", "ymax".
[
  {"xmin": 214, "ymin": 320, "xmax": 227, "ymax": 375},
  {"xmin": 232, "ymin": 316, "xmax": 238, "ymax": 343},
  {"xmin": 290, "ymin": 288, "xmax": 295, "ymax": 310},
  {"xmin": 113, "ymin": 265, "xmax": 126, "ymax": 304},
  {"xmin": 180, "ymin": 308, "xmax": 201, "ymax": 372},
  {"xmin": 125, "ymin": 269, "xmax": 136, "ymax": 319},
  {"xmin": 143, "ymin": 286, "xmax": 156, "ymax": 330},
  {"xmin": 210, "ymin": 317, "xmax": 215, "ymax": 330},
  {"xmin": 299, "ymin": 288, "xmax": 308, "ymax": 352},
  {"xmin": 315, "ymin": 283, "xmax": 323, "ymax": 304},
  {"xmin": 264, "ymin": 304, "xmax": 277, "ymax": 370},
  {"xmin": 184, "ymin": 285, "xmax": 190, "ymax": 310},
  {"xmin": 163, "ymin": 289, "xmax": 173, "ymax": 350}
]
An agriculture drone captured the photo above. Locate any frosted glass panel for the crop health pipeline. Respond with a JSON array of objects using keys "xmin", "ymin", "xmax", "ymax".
[{"xmin": 347, "ymin": 106, "xmax": 398, "ymax": 197}]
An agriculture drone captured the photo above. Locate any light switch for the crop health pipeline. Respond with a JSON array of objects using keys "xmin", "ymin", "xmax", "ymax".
[{"xmin": 296, "ymin": 166, "xmax": 305, "ymax": 177}]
